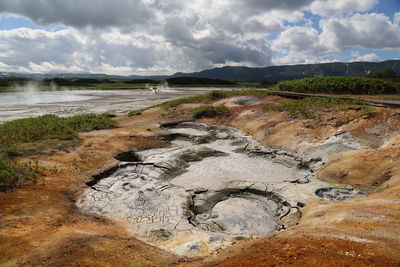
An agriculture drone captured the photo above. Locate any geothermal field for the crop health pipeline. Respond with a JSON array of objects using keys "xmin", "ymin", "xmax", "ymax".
[{"xmin": 1, "ymin": 86, "xmax": 399, "ymax": 266}]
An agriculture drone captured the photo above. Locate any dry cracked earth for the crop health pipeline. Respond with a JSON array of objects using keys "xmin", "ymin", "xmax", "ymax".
[{"xmin": 1, "ymin": 94, "xmax": 400, "ymax": 266}]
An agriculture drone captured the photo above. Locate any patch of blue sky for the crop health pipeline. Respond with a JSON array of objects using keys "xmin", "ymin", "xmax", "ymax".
[
  {"xmin": 372, "ymin": 0, "xmax": 400, "ymax": 18},
  {"xmin": 283, "ymin": 11, "xmax": 320, "ymax": 30},
  {"xmin": 323, "ymin": 48, "xmax": 400, "ymax": 62},
  {"xmin": 267, "ymin": 32, "xmax": 280, "ymax": 41},
  {"xmin": 0, "ymin": 16, "xmax": 66, "ymax": 32}
]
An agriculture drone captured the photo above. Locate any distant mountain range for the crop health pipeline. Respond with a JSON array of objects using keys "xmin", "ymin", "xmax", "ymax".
[
  {"xmin": 1, "ymin": 60, "xmax": 399, "ymax": 82},
  {"xmin": 171, "ymin": 60, "xmax": 400, "ymax": 82}
]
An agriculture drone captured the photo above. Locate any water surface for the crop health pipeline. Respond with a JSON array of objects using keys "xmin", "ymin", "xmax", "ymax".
[{"xmin": 0, "ymin": 87, "xmax": 228, "ymax": 122}]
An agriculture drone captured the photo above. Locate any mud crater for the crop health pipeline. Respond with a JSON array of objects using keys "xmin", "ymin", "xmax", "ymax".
[{"xmin": 78, "ymin": 122, "xmax": 365, "ymax": 256}]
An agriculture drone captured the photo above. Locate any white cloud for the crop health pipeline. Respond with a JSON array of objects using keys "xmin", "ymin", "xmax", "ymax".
[
  {"xmin": 272, "ymin": 51, "xmax": 319, "ymax": 65},
  {"xmin": 0, "ymin": 1, "xmax": 397, "ymax": 74},
  {"xmin": 394, "ymin": 12, "xmax": 400, "ymax": 25},
  {"xmin": 272, "ymin": 12, "xmax": 399, "ymax": 66},
  {"xmin": 309, "ymin": 0, "xmax": 378, "ymax": 16},
  {"xmin": 319, "ymin": 13, "xmax": 400, "ymax": 53},
  {"xmin": 350, "ymin": 52, "xmax": 381, "ymax": 62},
  {"xmin": 272, "ymin": 26, "xmax": 320, "ymax": 53}
]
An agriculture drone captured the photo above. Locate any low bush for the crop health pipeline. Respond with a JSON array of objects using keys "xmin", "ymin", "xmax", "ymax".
[
  {"xmin": 278, "ymin": 76, "xmax": 399, "ymax": 95},
  {"xmin": 160, "ymin": 89, "xmax": 271, "ymax": 109},
  {"xmin": 0, "ymin": 113, "xmax": 117, "ymax": 191},
  {"xmin": 193, "ymin": 105, "xmax": 229, "ymax": 119},
  {"xmin": 166, "ymin": 77, "xmax": 237, "ymax": 85},
  {"xmin": 0, "ymin": 114, "xmax": 117, "ymax": 148},
  {"xmin": 128, "ymin": 110, "xmax": 143, "ymax": 116},
  {"xmin": 264, "ymin": 97, "xmax": 368, "ymax": 118},
  {"xmin": 0, "ymin": 157, "xmax": 38, "ymax": 191}
]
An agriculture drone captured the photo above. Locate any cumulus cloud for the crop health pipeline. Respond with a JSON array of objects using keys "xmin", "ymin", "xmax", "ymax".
[
  {"xmin": 0, "ymin": 0, "xmax": 397, "ymax": 74},
  {"xmin": 394, "ymin": 12, "xmax": 400, "ymax": 25},
  {"xmin": 272, "ymin": 26, "xmax": 320, "ymax": 53},
  {"xmin": 272, "ymin": 12, "xmax": 400, "ymax": 64},
  {"xmin": 0, "ymin": 0, "xmax": 306, "ymax": 73},
  {"xmin": 0, "ymin": 0, "xmax": 154, "ymax": 28},
  {"xmin": 319, "ymin": 13, "xmax": 400, "ymax": 52},
  {"xmin": 309, "ymin": 0, "xmax": 378, "ymax": 16},
  {"xmin": 350, "ymin": 51, "xmax": 381, "ymax": 62}
]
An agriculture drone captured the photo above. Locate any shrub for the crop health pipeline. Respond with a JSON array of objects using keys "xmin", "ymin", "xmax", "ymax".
[
  {"xmin": 64, "ymin": 114, "xmax": 117, "ymax": 131},
  {"xmin": 193, "ymin": 105, "xmax": 229, "ymax": 119},
  {"xmin": 0, "ymin": 157, "xmax": 38, "ymax": 191},
  {"xmin": 102, "ymin": 112, "xmax": 117, "ymax": 118},
  {"xmin": 365, "ymin": 68, "xmax": 397, "ymax": 79},
  {"xmin": 264, "ymin": 97, "xmax": 368, "ymax": 118},
  {"xmin": 278, "ymin": 76, "xmax": 399, "ymax": 95},
  {"xmin": 166, "ymin": 77, "xmax": 237, "ymax": 85},
  {"xmin": 0, "ymin": 114, "xmax": 117, "ymax": 148},
  {"xmin": 128, "ymin": 110, "xmax": 143, "ymax": 116},
  {"xmin": 4, "ymin": 147, "xmax": 22, "ymax": 158},
  {"xmin": 160, "ymin": 89, "xmax": 271, "ymax": 109}
]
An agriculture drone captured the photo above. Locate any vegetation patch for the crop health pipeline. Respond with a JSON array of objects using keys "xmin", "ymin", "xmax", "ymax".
[
  {"xmin": 0, "ymin": 114, "xmax": 117, "ymax": 150},
  {"xmin": 0, "ymin": 157, "xmax": 39, "ymax": 192},
  {"xmin": 264, "ymin": 97, "xmax": 370, "ymax": 118},
  {"xmin": 193, "ymin": 105, "xmax": 229, "ymax": 119},
  {"xmin": 278, "ymin": 76, "xmax": 399, "ymax": 95},
  {"xmin": 160, "ymin": 89, "xmax": 271, "ymax": 109},
  {"xmin": 0, "ymin": 113, "xmax": 117, "ymax": 190},
  {"xmin": 128, "ymin": 109, "xmax": 144, "ymax": 116}
]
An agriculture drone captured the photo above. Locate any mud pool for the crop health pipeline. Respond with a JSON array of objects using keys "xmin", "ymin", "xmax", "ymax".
[{"xmin": 77, "ymin": 122, "xmax": 365, "ymax": 256}]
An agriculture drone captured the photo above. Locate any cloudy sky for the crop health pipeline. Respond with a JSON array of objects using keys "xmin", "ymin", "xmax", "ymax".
[{"xmin": 0, "ymin": 0, "xmax": 399, "ymax": 75}]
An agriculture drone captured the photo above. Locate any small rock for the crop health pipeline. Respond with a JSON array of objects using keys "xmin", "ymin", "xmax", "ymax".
[{"xmin": 334, "ymin": 129, "xmax": 345, "ymax": 136}]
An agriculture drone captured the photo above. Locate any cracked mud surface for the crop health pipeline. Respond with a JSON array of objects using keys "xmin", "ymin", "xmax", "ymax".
[{"xmin": 78, "ymin": 122, "xmax": 363, "ymax": 256}]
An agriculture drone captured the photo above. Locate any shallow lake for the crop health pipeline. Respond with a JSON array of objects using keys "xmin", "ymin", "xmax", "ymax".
[{"xmin": 0, "ymin": 87, "xmax": 229, "ymax": 122}]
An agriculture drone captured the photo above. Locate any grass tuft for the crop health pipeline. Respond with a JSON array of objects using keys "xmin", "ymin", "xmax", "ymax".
[
  {"xmin": 264, "ymin": 97, "xmax": 369, "ymax": 118},
  {"xmin": 160, "ymin": 89, "xmax": 271, "ymax": 109},
  {"xmin": 0, "ymin": 113, "xmax": 117, "ymax": 190},
  {"xmin": 128, "ymin": 109, "xmax": 143, "ymax": 116},
  {"xmin": 278, "ymin": 76, "xmax": 399, "ymax": 95},
  {"xmin": 0, "ymin": 114, "xmax": 117, "ymax": 148},
  {"xmin": 193, "ymin": 105, "xmax": 229, "ymax": 119},
  {"xmin": 0, "ymin": 157, "xmax": 39, "ymax": 192}
]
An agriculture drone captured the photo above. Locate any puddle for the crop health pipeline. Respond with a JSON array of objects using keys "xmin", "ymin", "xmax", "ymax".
[{"xmin": 78, "ymin": 122, "xmax": 364, "ymax": 256}]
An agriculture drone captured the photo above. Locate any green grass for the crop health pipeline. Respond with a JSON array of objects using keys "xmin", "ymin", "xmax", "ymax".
[
  {"xmin": 128, "ymin": 109, "xmax": 144, "ymax": 116},
  {"xmin": 193, "ymin": 105, "xmax": 229, "ymax": 119},
  {"xmin": 0, "ymin": 114, "xmax": 117, "ymax": 150},
  {"xmin": 383, "ymin": 96, "xmax": 400, "ymax": 101},
  {"xmin": 160, "ymin": 89, "xmax": 271, "ymax": 109},
  {"xmin": 4, "ymin": 147, "xmax": 22, "ymax": 158},
  {"xmin": 0, "ymin": 157, "xmax": 38, "ymax": 192},
  {"xmin": 0, "ymin": 113, "xmax": 117, "ymax": 191},
  {"xmin": 102, "ymin": 112, "xmax": 117, "ymax": 118},
  {"xmin": 278, "ymin": 76, "xmax": 400, "ymax": 95},
  {"xmin": 361, "ymin": 106, "xmax": 375, "ymax": 117},
  {"xmin": 264, "ymin": 97, "xmax": 369, "ymax": 118}
]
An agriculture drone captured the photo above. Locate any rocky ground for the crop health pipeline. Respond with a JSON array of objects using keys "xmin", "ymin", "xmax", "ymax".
[{"xmin": 1, "ymin": 94, "xmax": 399, "ymax": 266}]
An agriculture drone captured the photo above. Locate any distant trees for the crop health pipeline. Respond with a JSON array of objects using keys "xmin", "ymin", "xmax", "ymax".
[
  {"xmin": 278, "ymin": 76, "xmax": 400, "ymax": 95},
  {"xmin": 166, "ymin": 77, "xmax": 237, "ymax": 85},
  {"xmin": 365, "ymin": 67, "xmax": 397, "ymax": 79}
]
